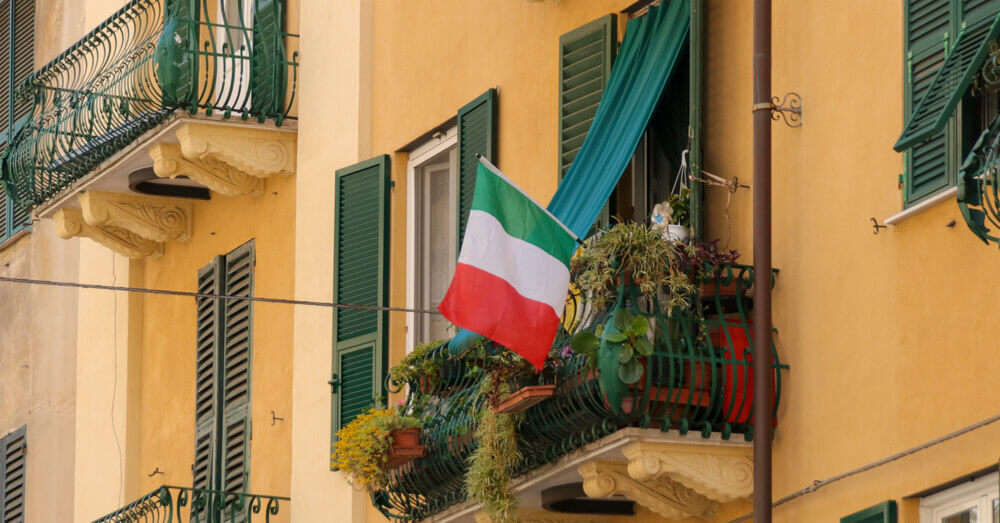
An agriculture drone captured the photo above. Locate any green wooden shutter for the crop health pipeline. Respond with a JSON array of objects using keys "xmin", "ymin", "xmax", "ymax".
[
  {"xmin": 964, "ymin": 0, "xmax": 1000, "ymax": 25},
  {"xmin": 331, "ymin": 155, "xmax": 390, "ymax": 445},
  {"xmin": 689, "ymin": 0, "xmax": 704, "ymax": 240},
  {"xmin": 0, "ymin": 427, "xmax": 26, "ymax": 523},
  {"xmin": 193, "ymin": 257, "xmax": 222, "ymax": 515},
  {"xmin": 895, "ymin": 13, "xmax": 1000, "ymax": 151},
  {"xmin": 10, "ymin": 0, "xmax": 31, "ymax": 126},
  {"xmin": 841, "ymin": 500, "xmax": 897, "ymax": 523},
  {"xmin": 250, "ymin": 0, "xmax": 286, "ymax": 119},
  {"xmin": 220, "ymin": 241, "xmax": 253, "ymax": 496},
  {"xmin": 456, "ymin": 89, "xmax": 497, "ymax": 251},
  {"xmin": 558, "ymin": 14, "xmax": 616, "ymax": 180}
]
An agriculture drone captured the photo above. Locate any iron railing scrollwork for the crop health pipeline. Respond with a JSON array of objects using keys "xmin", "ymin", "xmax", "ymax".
[
  {"xmin": 958, "ymin": 113, "xmax": 1000, "ymax": 246},
  {"xmin": 1, "ymin": 0, "xmax": 299, "ymax": 208},
  {"xmin": 93, "ymin": 485, "xmax": 288, "ymax": 522},
  {"xmin": 374, "ymin": 263, "xmax": 788, "ymax": 522}
]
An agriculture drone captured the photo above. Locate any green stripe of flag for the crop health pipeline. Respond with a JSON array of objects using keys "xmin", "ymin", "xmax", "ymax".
[{"xmin": 472, "ymin": 162, "xmax": 577, "ymax": 268}]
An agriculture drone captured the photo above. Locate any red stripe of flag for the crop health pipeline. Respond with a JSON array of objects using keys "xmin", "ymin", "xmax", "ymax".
[{"xmin": 437, "ymin": 263, "xmax": 560, "ymax": 370}]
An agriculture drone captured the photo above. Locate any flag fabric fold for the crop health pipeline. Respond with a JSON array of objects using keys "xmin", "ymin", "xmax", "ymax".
[{"xmin": 438, "ymin": 158, "xmax": 577, "ymax": 370}]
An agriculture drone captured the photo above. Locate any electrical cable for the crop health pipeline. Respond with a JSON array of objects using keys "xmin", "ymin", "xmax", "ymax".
[
  {"xmin": 729, "ymin": 410, "xmax": 1000, "ymax": 522},
  {"xmin": 0, "ymin": 275, "xmax": 442, "ymax": 314}
]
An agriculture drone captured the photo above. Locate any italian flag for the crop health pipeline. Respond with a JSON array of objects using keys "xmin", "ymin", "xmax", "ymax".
[{"xmin": 438, "ymin": 158, "xmax": 578, "ymax": 370}]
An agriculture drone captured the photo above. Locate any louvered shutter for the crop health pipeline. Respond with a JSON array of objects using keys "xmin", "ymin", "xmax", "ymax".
[
  {"xmin": 0, "ymin": 427, "xmax": 26, "ymax": 523},
  {"xmin": 840, "ymin": 500, "xmax": 897, "ymax": 523},
  {"xmin": 250, "ymin": 0, "xmax": 285, "ymax": 118},
  {"xmin": 895, "ymin": 13, "xmax": 1000, "ymax": 151},
  {"xmin": 193, "ymin": 258, "xmax": 222, "ymax": 518},
  {"xmin": 8, "ymin": 196, "xmax": 27, "ymax": 236},
  {"xmin": 10, "ymin": 0, "xmax": 31, "ymax": 126},
  {"xmin": 964, "ymin": 0, "xmax": 1000, "ymax": 25},
  {"xmin": 220, "ymin": 242, "xmax": 253, "ymax": 498},
  {"xmin": 689, "ymin": 0, "xmax": 704, "ymax": 240},
  {"xmin": 0, "ymin": 191, "xmax": 7, "ymax": 241},
  {"xmin": 456, "ymin": 89, "xmax": 497, "ymax": 251},
  {"xmin": 558, "ymin": 14, "xmax": 616, "ymax": 180},
  {"xmin": 331, "ymin": 156, "xmax": 389, "ymax": 442}
]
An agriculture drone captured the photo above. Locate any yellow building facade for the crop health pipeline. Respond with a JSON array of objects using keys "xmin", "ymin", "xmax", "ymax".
[{"xmin": 1, "ymin": 0, "xmax": 999, "ymax": 522}]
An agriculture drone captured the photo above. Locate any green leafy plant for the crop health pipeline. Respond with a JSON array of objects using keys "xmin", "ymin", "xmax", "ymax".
[
  {"xmin": 466, "ymin": 379, "xmax": 523, "ymax": 523},
  {"xmin": 389, "ymin": 339, "xmax": 448, "ymax": 388},
  {"xmin": 332, "ymin": 408, "xmax": 421, "ymax": 491},
  {"xmin": 570, "ymin": 309, "xmax": 654, "ymax": 384},
  {"xmin": 571, "ymin": 222, "xmax": 696, "ymax": 311},
  {"xmin": 667, "ymin": 187, "xmax": 691, "ymax": 228}
]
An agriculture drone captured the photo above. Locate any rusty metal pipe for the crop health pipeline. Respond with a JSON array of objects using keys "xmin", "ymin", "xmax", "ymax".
[{"xmin": 752, "ymin": 0, "xmax": 773, "ymax": 520}]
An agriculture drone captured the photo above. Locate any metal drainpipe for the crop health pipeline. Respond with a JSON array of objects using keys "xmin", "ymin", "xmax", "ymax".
[{"xmin": 752, "ymin": 0, "xmax": 773, "ymax": 521}]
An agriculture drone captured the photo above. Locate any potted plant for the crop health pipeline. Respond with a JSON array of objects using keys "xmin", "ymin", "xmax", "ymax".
[
  {"xmin": 678, "ymin": 240, "xmax": 742, "ymax": 300},
  {"xmin": 332, "ymin": 407, "xmax": 424, "ymax": 491},
  {"xmin": 467, "ymin": 362, "xmax": 524, "ymax": 522},
  {"xmin": 665, "ymin": 187, "xmax": 691, "ymax": 242},
  {"xmin": 571, "ymin": 222, "xmax": 696, "ymax": 313},
  {"xmin": 389, "ymin": 339, "xmax": 457, "ymax": 394}
]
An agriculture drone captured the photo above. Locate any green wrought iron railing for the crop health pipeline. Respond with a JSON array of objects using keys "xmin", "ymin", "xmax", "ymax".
[
  {"xmin": 1, "ymin": 0, "xmax": 298, "ymax": 208},
  {"xmin": 959, "ymin": 113, "xmax": 1000, "ymax": 247},
  {"xmin": 373, "ymin": 263, "xmax": 787, "ymax": 521},
  {"xmin": 93, "ymin": 485, "xmax": 289, "ymax": 522}
]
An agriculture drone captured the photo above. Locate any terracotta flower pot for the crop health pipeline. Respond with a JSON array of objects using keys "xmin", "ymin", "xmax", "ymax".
[
  {"xmin": 386, "ymin": 428, "xmax": 424, "ymax": 469},
  {"xmin": 494, "ymin": 384, "xmax": 556, "ymax": 413},
  {"xmin": 699, "ymin": 278, "xmax": 743, "ymax": 300}
]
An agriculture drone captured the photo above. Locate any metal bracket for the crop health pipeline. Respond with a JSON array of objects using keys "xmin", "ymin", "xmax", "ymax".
[
  {"xmin": 753, "ymin": 92, "xmax": 802, "ymax": 127},
  {"xmin": 871, "ymin": 218, "xmax": 888, "ymax": 235}
]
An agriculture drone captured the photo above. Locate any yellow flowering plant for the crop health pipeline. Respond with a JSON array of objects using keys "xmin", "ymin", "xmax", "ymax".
[{"xmin": 332, "ymin": 407, "xmax": 421, "ymax": 491}]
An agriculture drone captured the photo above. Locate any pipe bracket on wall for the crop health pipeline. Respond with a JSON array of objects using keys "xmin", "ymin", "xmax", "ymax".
[{"xmin": 752, "ymin": 92, "xmax": 802, "ymax": 128}]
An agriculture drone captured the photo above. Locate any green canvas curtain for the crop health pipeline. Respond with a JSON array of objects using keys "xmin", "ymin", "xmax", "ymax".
[
  {"xmin": 547, "ymin": 0, "xmax": 690, "ymax": 239},
  {"xmin": 449, "ymin": 0, "xmax": 690, "ymax": 352}
]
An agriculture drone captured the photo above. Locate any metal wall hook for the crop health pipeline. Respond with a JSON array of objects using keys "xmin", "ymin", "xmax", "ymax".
[
  {"xmin": 871, "ymin": 218, "xmax": 888, "ymax": 234},
  {"xmin": 271, "ymin": 410, "xmax": 285, "ymax": 425},
  {"xmin": 148, "ymin": 467, "xmax": 165, "ymax": 477}
]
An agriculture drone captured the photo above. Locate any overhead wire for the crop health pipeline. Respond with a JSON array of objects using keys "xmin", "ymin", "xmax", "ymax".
[{"xmin": 0, "ymin": 275, "xmax": 442, "ymax": 315}]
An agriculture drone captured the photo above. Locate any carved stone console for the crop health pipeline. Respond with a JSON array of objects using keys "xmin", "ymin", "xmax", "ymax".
[
  {"xmin": 54, "ymin": 208, "xmax": 163, "ymax": 259},
  {"xmin": 623, "ymin": 440, "xmax": 754, "ymax": 503},
  {"xmin": 578, "ymin": 460, "xmax": 717, "ymax": 520}
]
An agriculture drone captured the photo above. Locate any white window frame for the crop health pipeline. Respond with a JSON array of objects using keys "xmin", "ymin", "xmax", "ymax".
[
  {"xmin": 921, "ymin": 472, "xmax": 999, "ymax": 522},
  {"xmin": 405, "ymin": 127, "xmax": 458, "ymax": 354}
]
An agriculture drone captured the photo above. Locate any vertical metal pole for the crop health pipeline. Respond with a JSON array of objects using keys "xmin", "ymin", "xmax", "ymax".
[{"xmin": 752, "ymin": 0, "xmax": 773, "ymax": 521}]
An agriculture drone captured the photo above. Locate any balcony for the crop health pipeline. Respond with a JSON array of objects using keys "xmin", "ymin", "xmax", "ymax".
[
  {"xmin": 1, "ymin": 0, "xmax": 298, "ymax": 258},
  {"xmin": 373, "ymin": 263, "xmax": 787, "ymax": 522},
  {"xmin": 93, "ymin": 485, "xmax": 289, "ymax": 522}
]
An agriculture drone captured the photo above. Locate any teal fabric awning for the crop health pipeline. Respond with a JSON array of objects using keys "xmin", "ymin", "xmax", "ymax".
[{"xmin": 547, "ymin": 0, "xmax": 690, "ymax": 239}]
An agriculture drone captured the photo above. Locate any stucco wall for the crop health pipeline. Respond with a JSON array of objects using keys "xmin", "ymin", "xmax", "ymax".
[{"xmin": 290, "ymin": 0, "xmax": 373, "ymax": 520}]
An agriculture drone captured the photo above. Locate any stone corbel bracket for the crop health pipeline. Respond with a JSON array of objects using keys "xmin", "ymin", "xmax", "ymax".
[
  {"xmin": 79, "ymin": 191, "xmax": 193, "ymax": 243},
  {"xmin": 623, "ymin": 440, "xmax": 753, "ymax": 504},
  {"xmin": 176, "ymin": 122, "xmax": 297, "ymax": 179},
  {"xmin": 474, "ymin": 508, "xmax": 633, "ymax": 523},
  {"xmin": 55, "ymin": 208, "xmax": 163, "ymax": 259},
  {"xmin": 579, "ymin": 460, "xmax": 716, "ymax": 520},
  {"xmin": 150, "ymin": 143, "xmax": 264, "ymax": 197}
]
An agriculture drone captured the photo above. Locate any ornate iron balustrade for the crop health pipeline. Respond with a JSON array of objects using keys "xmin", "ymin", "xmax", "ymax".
[
  {"xmin": 1, "ymin": 0, "xmax": 299, "ymax": 208},
  {"xmin": 92, "ymin": 485, "xmax": 289, "ymax": 522},
  {"xmin": 959, "ymin": 113, "xmax": 1000, "ymax": 247},
  {"xmin": 373, "ymin": 263, "xmax": 787, "ymax": 521}
]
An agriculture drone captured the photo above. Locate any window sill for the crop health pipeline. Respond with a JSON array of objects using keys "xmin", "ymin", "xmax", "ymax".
[
  {"xmin": 0, "ymin": 229, "xmax": 31, "ymax": 252},
  {"xmin": 884, "ymin": 187, "xmax": 957, "ymax": 225}
]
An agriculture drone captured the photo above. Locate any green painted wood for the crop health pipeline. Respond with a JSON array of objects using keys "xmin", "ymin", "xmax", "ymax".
[
  {"xmin": 193, "ymin": 242, "xmax": 254, "ymax": 504},
  {"xmin": 250, "ymin": 0, "xmax": 287, "ymax": 120},
  {"xmin": 689, "ymin": 0, "xmax": 704, "ymax": 239},
  {"xmin": 193, "ymin": 256, "xmax": 223, "ymax": 500},
  {"xmin": 841, "ymin": 500, "xmax": 897, "ymax": 523},
  {"xmin": 905, "ymin": 43, "xmax": 951, "ymax": 203},
  {"xmin": 0, "ymin": 426, "xmax": 26, "ymax": 523},
  {"xmin": 456, "ymin": 89, "xmax": 497, "ymax": 252},
  {"xmin": 0, "ymin": 0, "xmax": 32, "ymax": 135},
  {"xmin": 331, "ymin": 155, "xmax": 390, "ymax": 444},
  {"xmin": 895, "ymin": 12, "xmax": 1000, "ymax": 151},
  {"xmin": 558, "ymin": 14, "xmax": 616, "ymax": 181},
  {"xmin": 220, "ymin": 241, "xmax": 254, "ymax": 502},
  {"xmin": 964, "ymin": 0, "xmax": 1000, "ymax": 25}
]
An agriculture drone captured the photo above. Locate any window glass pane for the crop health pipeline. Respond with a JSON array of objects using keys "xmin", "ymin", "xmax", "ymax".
[
  {"xmin": 943, "ymin": 507, "xmax": 977, "ymax": 523},
  {"xmin": 992, "ymin": 498, "xmax": 998, "ymax": 523}
]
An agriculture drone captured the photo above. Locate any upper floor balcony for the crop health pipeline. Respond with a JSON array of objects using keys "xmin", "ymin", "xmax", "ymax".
[
  {"xmin": 1, "ymin": 0, "xmax": 298, "ymax": 258},
  {"xmin": 93, "ymin": 485, "xmax": 289, "ymax": 522},
  {"xmin": 368, "ymin": 255, "xmax": 787, "ymax": 522}
]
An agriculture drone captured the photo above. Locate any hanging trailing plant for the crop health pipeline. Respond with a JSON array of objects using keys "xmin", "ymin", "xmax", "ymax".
[
  {"xmin": 388, "ymin": 339, "xmax": 448, "ymax": 388},
  {"xmin": 571, "ymin": 222, "xmax": 696, "ymax": 311},
  {"xmin": 466, "ymin": 377, "xmax": 524, "ymax": 523}
]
